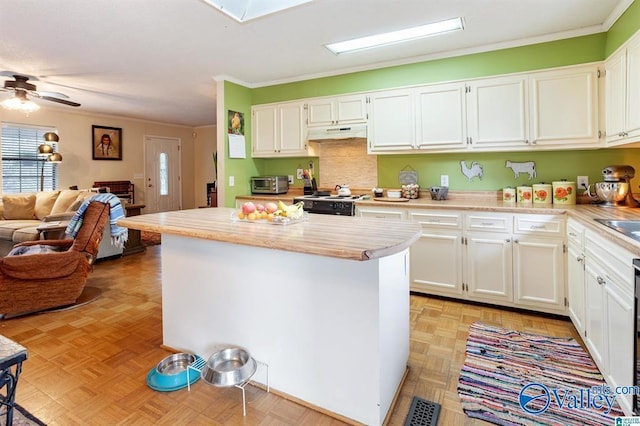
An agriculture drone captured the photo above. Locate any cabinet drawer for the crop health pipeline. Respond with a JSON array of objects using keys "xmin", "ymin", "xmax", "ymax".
[
  {"xmin": 409, "ymin": 210, "xmax": 462, "ymax": 230},
  {"xmin": 567, "ymin": 218, "xmax": 584, "ymax": 247},
  {"xmin": 357, "ymin": 207, "xmax": 406, "ymax": 220},
  {"xmin": 514, "ymin": 215, "xmax": 565, "ymax": 236},
  {"xmin": 585, "ymin": 229, "xmax": 634, "ymax": 294},
  {"xmin": 465, "ymin": 213, "xmax": 512, "ymax": 232}
]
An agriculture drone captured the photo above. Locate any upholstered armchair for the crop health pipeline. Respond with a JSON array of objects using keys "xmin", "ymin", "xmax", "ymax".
[{"xmin": 0, "ymin": 200, "xmax": 110, "ymax": 318}]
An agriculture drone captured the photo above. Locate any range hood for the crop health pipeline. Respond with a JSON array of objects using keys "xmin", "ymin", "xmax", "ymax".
[{"xmin": 307, "ymin": 123, "xmax": 367, "ymax": 141}]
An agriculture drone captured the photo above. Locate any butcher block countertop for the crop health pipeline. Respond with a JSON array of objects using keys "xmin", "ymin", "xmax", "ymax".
[{"xmin": 118, "ymin": 207, "xmax": 421, "ymax": 261}]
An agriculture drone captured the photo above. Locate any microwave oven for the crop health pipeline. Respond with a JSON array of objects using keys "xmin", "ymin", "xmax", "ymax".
[{"xmin": 251, "ymin": 176, "xmax": 289, "ymax": 194}]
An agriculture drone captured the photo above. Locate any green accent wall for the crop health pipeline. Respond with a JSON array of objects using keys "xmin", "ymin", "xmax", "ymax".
[
  {"xmin": 376, "ymin": 148, "xmax": 640, "ymax": 190},
  {"xmin": 606, "ymin": 0, "xmax": 640, "ymax": 55},
  {"xmin": 218, "ymin": 0, "xmax": 640, "ymax": 205},
  {"xmin": 223, "ymin": 81, "xmax": 260, "ymax": 207}
]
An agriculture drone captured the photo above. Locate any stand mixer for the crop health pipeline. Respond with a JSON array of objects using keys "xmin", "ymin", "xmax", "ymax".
[{"xmin": 587, "ymin": 165, "xmax": 639, "ymax": 207}]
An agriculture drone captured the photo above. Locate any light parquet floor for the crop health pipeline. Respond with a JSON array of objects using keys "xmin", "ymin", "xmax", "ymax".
[{"xmin": 0, "ymin": 245, "xmax": 579, "ymax": 425}]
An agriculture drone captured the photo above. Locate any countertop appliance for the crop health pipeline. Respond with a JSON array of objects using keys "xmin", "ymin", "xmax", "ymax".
[
  {"xmin": 293, "ymin": 193, "xmax": 365, "ymax": 216},
  {"xmin": 588, "ymin": 165, "xmax": 639, "ymax": 207},
  {"xmin": 251, "ymin": 176, "xmax": 289, "ymax": 194}
]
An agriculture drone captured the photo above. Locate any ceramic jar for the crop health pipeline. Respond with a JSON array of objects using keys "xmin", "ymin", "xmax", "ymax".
[
  {"xmin": 552, "ymin": 181, "xmax": 577, "ymax": 204},
  {"xmin": 517, "ymin": 186, "xmax": 533, "ymax": 203},
  {"xmin": 532, "ymin": 183, "xmax": 552, "ymax": 204},
  {"xmin": 503, "ymin": 187, "xmax": 516, "ymax": 202}
]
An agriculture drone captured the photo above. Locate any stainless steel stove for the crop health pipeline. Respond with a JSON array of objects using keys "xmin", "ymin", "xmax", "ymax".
[{"xmin": 293, "ymin": 194, "xmax": 365, "ymax": 216}]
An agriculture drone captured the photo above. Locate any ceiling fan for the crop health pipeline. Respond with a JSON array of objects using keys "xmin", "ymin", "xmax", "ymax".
[{"xmin": 0, "ymin": 72, "xmax": 81, "ymax": 109}]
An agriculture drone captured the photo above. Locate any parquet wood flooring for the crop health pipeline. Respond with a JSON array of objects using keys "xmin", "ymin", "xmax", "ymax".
[{"xmin": 0, "ymin": 245, "xmax": 579, "ymax": 425}]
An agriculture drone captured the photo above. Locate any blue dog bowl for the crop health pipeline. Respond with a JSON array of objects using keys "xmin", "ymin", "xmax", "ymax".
[{"xmin": 146, "ymin": 353, "xmax": 202, "ymax": 392}]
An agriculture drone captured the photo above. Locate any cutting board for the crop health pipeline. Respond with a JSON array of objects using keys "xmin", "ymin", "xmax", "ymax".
[{"xmin": 373, "ymin": 197, "xmax": 410, "ymax": 202}]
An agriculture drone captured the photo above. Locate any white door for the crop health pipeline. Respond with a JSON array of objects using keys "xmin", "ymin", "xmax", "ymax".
[
  {"xmin": 368, "ymin": 89, "xmax": 415, "ymax": 152},
  {"xmin": 144, "ymin": 136, "xmax": 181, "ymax": 213},
  {"xmin": 415, "ymin": 82, "xmax": 467, "ymax": 149},
  {"xmin": 465, "ymin": 232, "xmax": 513, "ymax": 303}
]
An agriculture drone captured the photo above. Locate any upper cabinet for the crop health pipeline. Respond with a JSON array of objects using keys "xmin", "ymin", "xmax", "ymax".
[
  {"xmin": 306, "ymin": 94, "xmax": 368, "ymax": 127},
  {"xmin": 529, "ymin": 65, "xmax": 600, "ymax": 147},
  {"xmin": 605, "ymin": 31, "xmax": 640, "ymax": 145},
  {"xmin": 369, "ymin": 64, "xmax": 601, "ymax": 154},
  {"xmin": 252, "ymin": 101, "xmax": 313, "ymax": 158}
]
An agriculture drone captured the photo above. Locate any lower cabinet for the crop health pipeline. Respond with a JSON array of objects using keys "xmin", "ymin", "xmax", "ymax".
[
  {"xmin": 566, "ymin": 218, "xmax": 586, "ymax": 335},
  {"xmin": 583, "ymin": 229, "xmax": 635, "ymax": 415}
]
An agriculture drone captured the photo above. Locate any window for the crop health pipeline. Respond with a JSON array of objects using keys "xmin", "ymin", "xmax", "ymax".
[{"xmin": 1, "ymin": 123, "xmax": 59, "ymax": 193}]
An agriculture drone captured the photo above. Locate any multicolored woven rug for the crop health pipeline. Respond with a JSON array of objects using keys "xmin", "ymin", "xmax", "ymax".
[{"xmin": 458, "ymin": 322, "xmax": 625, "ymax": 425}]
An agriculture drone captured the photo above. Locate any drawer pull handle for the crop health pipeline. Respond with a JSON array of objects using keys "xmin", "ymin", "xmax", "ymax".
[
  {"xmin": 569, "ymin": 232, "xmax": 577, "ymax": 237},
  {"xmin": 530, "ymin": 225, "xmax": 546, "ymax": 229},
  {"xmin": 596, "ymin": 276, "xmax": 606, "ymax": 285},
  {"xmin": 429, "ymin": 219, "xmax": 441, "ymax": 222},
  {"xmin": 480, "ymin": 222, "xmax": 495, "ymax": 226}
]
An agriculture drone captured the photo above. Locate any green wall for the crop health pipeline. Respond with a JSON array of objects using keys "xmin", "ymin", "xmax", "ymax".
[{"xmin": 220, "ymin": 1, "xmax": 640, "ymax": 205}]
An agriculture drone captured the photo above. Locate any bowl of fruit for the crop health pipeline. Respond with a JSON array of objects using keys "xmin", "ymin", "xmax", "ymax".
[{"xmin": 234, "ymin": 201, "xmax": 307, "ymax": 225}]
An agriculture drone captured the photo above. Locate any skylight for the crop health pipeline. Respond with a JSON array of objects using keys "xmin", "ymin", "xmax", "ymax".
[
  {"xmin": 201, "ymin": 0, "xmax": 312, "ymax": 22},
  {"xmin": 326, "ymin": 17, "xmax": 464, "ymax": 55}
]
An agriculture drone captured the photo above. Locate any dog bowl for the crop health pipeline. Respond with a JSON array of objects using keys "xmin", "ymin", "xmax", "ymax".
[
  {"xmin": 147, "ymin": 353, "xmax": 202, "ymax": 391},
  {"xmin": 201, "ymin": 347, "xmax": 257, "ymax": 387}
]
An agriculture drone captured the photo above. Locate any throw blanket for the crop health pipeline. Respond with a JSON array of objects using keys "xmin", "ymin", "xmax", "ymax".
[{"xmin": 66, "ymin": 193, "xmax": 128, "ymax": 248}]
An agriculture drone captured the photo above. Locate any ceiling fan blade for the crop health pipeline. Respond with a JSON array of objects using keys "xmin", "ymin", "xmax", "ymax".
[
  {"xmin": 40, "ymin": 96, "xmax": 81, "ymax": 107},
  {"xmin": 31, "ymin": 90, "xmax": 70, "ymax": 99},
  {"xmin": 0, "ymin": 71, "xmax": 39, "ymax": 81}
]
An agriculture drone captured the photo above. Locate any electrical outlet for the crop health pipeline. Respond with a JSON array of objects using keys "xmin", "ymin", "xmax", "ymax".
[
  {"xmin": 229, "ymin": 176, "xmax": 235, "ymax": 187},
  {"xmin": 577, "ymin": 176, "xmax": 589, "ymax": 190},
  {"xmin": 288, "ymin": 175, "xmax": 294, "ymax": 184},
  {"xmin": 440, "ymin": 175, "xmax": 449, "ymax": 187},
  {"xmin": 296, "ymin": 168, "xmax": 304, "ymax": 179}
]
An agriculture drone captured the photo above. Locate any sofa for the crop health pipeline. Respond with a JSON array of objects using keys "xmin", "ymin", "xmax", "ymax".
[{"xmin": 0, "ymin": 190, "xmax": 123, "ymax": 259}]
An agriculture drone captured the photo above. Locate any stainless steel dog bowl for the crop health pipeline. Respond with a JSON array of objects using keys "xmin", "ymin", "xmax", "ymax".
[
  {"xmin": 156, "ymin": 353, "xmax": 196, "ymax": 375},
  {"xmin": 201, "ymin": 347, "xmax": 257, "ymax": 387}
]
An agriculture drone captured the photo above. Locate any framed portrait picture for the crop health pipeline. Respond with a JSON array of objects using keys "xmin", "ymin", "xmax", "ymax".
[
  {"xmin": 92, "ymin": 125, "xmax": 122, "ymax": 160},
  {"xmin": 228, "ymin": 110, "xmax": 244, "ymax": 135}
]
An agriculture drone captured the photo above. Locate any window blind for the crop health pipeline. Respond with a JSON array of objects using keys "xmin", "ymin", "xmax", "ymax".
[{"xmin": 1, "ymin": 123, "xmax": 59, "ymax": 193}]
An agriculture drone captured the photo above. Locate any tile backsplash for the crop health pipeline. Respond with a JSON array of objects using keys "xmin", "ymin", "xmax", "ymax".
[{"xmin": 316, "ymin": 139, "xmax": 377, "ymax": 189}]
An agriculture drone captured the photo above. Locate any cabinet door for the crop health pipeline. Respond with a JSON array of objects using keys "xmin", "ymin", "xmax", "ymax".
[
  {"xmin": 605, "ymin": 281, "xmax": 635, "ymax": 414},
  {"xmin": 605, "ymin": 49, "xmax": 627, "ymax": 143},
  {"xmin": 529, "ymin": 65, "xmax": 600, "ymax": 147},
  {"xmin": 465, "ymin": 232, "xmax": 513, "ymax": 303},
  {"xmin": 626, "ymin": 34, "xmax": 640, "ymax": 140},
  {"xmin": 467, "ymin": 75, "xmax": 528, "ymax": 148},
  {"xmin": 512, "ymin": 236, "xmax": 565, "ymax": 313},
  {"xmin": 306, "ymin": 99, "xmax": 334, "ymax": 126},
  {"xmin": 415, "ymin": 82, "xmax": 467, "ymax": 150},
  {"xmin": 252, "ymin": 105, "xmax": 278, "ymax": 156},
  {"xmin": 368, "ymin": 89, "xmax": 415, "ymax": 152},
  {"xmin": 335, "ymin": 95, "xmax": 368, "ymax": 124},
  {"xmin": 584, "ymin": 259, "xmax": 607, "ymax": 372},
  {"xmin": 278, "ymin": 102, "xmax": 306, "ymax": 155},
  {"xmin": 411, "ymin": 231, "xmax": 463, "ymax": 296},
  {"xmin": 567, "ymin": 243, "xmax": 586, "ymax": 335}
]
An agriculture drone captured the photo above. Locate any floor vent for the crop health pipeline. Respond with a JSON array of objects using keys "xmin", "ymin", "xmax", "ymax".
[{"xmin": 404, "ymin": 396, "xmax": 441, "ymax": 426}]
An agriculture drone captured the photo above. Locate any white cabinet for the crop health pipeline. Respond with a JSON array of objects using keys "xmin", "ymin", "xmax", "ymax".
[
  {"xmin": 415, "ymin": 82, "xmax": 467, "ymax": 150},
  {"xmin": 408, "ymin": 210, "xmax": 464, "ymax": 296},
  {"xmin": 306, "ymin": 94, "xmax": 368, "ymax": 127},
  {"xmin": 466, "ymin": 75, "xmax": 529, "ymax": 148},
  {"xmin": 566, "ymin": 219, "xmax": 586, "ymax": 336},
  {"xmin": 368, "ymin": 89, "xmax": 415, "ymax": 152},
  {"xmin": 357, "ymin": 206, "xmax": 406, "ymax": 220},
  {"xmin": 529, "ymin": 65, "xmax": 600, "ymax": 147},
  {"xmin": 605, "ymin": 31, "xmax": 640, "ymax": 145},
  {"xmin": 583, "ymin": 229, "xmax": 635, "ymax": 415},
  {"xmin": 252, "ymin": 101, "xmax": 312, "ymax": 158}
]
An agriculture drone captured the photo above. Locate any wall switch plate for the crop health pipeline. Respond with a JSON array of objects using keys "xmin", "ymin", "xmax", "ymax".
[
  {"xmin": 297, "ymin": 168, "xmax": 304, "ymax": 179},
  {"xmin": 288, "ymin": 175, "xmax": 294, "ymax": 184},
  {"xmin": 229, "ymin": 176, "xmax": 235, "ymax": 187},
  {"xmin": 577, "ymin": 176, "xmax": 589, "ymax": 190},
  {"xmin": 440, "ymin": 175, "xmax": 449, "ymax": 187}
]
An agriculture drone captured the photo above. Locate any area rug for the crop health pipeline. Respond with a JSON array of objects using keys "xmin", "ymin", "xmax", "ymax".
[
  {"xmin": 141, "ymin": 230, "xmax": 161, "ymax": 246},
  {"xmin": 0, "ymin": 403, "xmax": 47, "ymax": 425},
  {"xmin": 457, "ymin": 322, "xmax": 625, "ymax": 425}
]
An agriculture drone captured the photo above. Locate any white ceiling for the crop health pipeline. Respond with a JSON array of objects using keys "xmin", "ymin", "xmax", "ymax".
[{"xmin": 0, "ymin": 0, "xmax": 633, "ymax": 127}]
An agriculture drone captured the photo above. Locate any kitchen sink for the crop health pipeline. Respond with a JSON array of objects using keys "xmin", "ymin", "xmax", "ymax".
[{"xmin": 594, "ymin": 219, "xmax": 640, "ymax": 241}]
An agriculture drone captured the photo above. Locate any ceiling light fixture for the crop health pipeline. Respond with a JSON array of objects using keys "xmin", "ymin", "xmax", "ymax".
[
  {"xmin": 1, "ymin": 90, "xmax": 40, "ymax": 114},
  {"xmin": 326, "ymin": 17, "xmax": 464, "ymax": 55},
  {"xmin": 201, "ymin": 0, "xmax": 311, "ymax": 22}
]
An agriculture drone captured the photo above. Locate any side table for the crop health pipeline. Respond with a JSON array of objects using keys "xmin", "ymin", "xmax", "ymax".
[
  {"xmin": 123, "ymin": 204, "xmax": 146, "ymax": 256},
  {"xmin": 0, "ymin": 335, "xmax": 27, "ymax": 426},
  {"xmin": 36, "ymin": 221, "xmax": 68, "ymax": 240}
]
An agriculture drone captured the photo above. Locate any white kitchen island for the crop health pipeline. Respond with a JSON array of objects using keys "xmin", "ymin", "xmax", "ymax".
[{"xmin": 119, "ymin": 207, "xmax": 420, "ymax": 425}]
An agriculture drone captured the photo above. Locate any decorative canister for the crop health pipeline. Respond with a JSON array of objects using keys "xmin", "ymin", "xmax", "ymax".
[
  {"xmin": 552, "ymin": 181, "xmax": 577, "ymax": 204},
  {"xmin": 401, "ymin": 183, "xmax": 420, "ymax": 199},
  {"xmin": 502, "ymin": 187, "xmax": 516, "ymax": 202},
  {"xmin": 532, "ymin": 183, "xmax": 552, "ymax": 204},
  {"xmin": 517, "ymin": 186, "xmax": 533, "ymax": 203}
]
